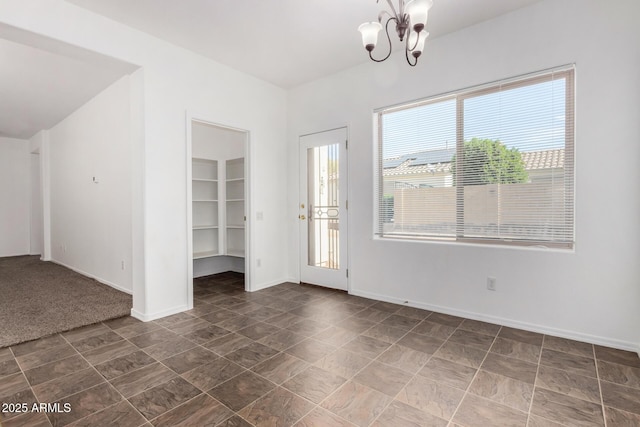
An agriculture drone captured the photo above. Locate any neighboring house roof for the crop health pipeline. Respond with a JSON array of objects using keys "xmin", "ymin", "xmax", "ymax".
[
  {"xmin": 383, "ymin": 148, "xmax": 456, "ymax": 176},
  {"xmin": 521, "ymin": 148, "xmax": 565, "ymax": 170},
  {"xmin": 383, "ymin": 148, "xmax": 564, "ymax": 176}
]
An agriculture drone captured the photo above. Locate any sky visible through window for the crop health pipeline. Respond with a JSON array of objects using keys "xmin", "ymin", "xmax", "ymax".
[{"xmin": 382, "ymin": 78, "xmax": 566, "ymax": 159}]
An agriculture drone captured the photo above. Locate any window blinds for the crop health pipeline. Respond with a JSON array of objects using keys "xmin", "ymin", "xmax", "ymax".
[{"xmin": 376, "ymin": 65, "xmax": 575, "ymax": 248}]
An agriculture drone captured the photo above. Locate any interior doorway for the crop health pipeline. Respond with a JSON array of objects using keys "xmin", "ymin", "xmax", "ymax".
[
  {"xmin": 299, "ymin": 127, "xmax": 348, "ymax": 290},
  {"xmin": 187, "ymin": 118, "xmax": 250, "ymax": 306}
]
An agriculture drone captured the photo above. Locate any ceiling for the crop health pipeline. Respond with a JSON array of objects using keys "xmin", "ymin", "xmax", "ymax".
[
  {"xmin": 1, "ymin": 0, "xmax": 544, "ymax": 139},
  {"xmin": 0, "ymin": 25, "xmax": 137, "ymax": 139},
  {"xmin": 66, "ymin": 0, "xmax": 545, "ymax": 89}
]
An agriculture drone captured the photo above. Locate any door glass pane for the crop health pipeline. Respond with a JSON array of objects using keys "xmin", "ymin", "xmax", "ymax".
[{"xmin": 307, "ymin": 144, "xmax": 339, "ymax": 269}]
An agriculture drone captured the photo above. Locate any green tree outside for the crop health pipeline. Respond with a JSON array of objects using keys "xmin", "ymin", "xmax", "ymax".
[{"xmin": 451, "ymin": 138, "xmax": 528, "ymax": 186}]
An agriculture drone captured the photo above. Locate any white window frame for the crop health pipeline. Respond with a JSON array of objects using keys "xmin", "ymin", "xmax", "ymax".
[{"xmin": 374, "ymin": 66, "xmax": 575, "ymax": 249}]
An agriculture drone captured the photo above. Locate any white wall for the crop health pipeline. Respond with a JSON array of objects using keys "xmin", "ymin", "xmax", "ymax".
[
  {"xmin": 0, "ymin": 137, "xmax": 30, "ymax": 256},
  {"xmin": 48, "ymin": 76, "xmax": 133, "ymax": 293},
  {"xmin": 29, "ymin": 152, "xmax": 43, "ymax": 255},
  {"xmin": 192, "ymin": 122, "xmax": 245, "ymax": 161},
  {"xmin": 287, "ymin": 0, "xmax": 640, "ymax": 351},
  {"xmin": 0, "ymin": 0, "xmax": 288, "ymax": 320},
  {"xmin": 29, "ymin": 130, "xmax": 51, "ymax": 261}
]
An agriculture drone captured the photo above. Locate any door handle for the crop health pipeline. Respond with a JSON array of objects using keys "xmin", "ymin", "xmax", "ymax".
[{"xmin": 299, "ymin": 215, "xmax": 306, "ymax": 220}]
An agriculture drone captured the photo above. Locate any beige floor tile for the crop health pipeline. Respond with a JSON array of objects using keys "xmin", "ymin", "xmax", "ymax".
[
  {"xmin": 434, "ymin": 341, "xmax": 487, "ymax": 369},
  {"xmin": 294, "ymin": 407, "xmax": 356, "ymax": 427},
  {"xmin": 353, "ymin": 361, "xmax": 413, "ymax": 397},
  {"xmin": 481, "ymin": 352, "xmax": 537, "ymax": 384},
  {"xmin": 321, "ymin": 381, "xmax": 393, "ymax": 427},
  {"xmin": 543, "ymin": 336, "xmax": 594, "ymax": 358},
  {"xmin": 598, "ymin": 360, "xmax": 640, "ymax": 390},
  {"xmin": 536, "ymin": 365, "xmax": 601, "ymax": 403},
  {"xmin": 376, "ymin": 344, "xmax": 431, "ymax": 374},
  {"xmin": 540, "ymin": 348, "xmax": 597, "ymax": 378},
  {"xmin": 418, "ymin": 357, "xmax": 477, "ymax": 390},
  {"xmin": 604, "ymin": 406, "xmax": 640, "ymax": 426},
  {"xmin": 491, "ymin": 337, "xmax": 541, "ymax": 364},
  {"xmin": 469, "ymin": 370, "xmax": 533, "ymax": 411},
  {"xmin": 453, "ymin": 393, "xmax": 528, "ymax": 427},
  {"xmin": 531, "ymin": 388, "xmax": 604, "ymax": 427},
  {"xmin": 372, "ymin": 400, "xmax": 447, "ymax": 427},
  {"xmin": 600, "ymin": 381, "xmax": 640, "ymax": 415},
  {"xmin": 238, "ymin": 387, "xmax": 315, "ymax": 427},
  {"xmin": 397, "ymin": 375, "xmax": 465, "ymax": 420}
]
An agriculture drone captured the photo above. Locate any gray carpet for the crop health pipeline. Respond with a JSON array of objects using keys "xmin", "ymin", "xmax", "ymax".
[{"xmin": 0, "ymin": 255, "xmax": 132, "ymax": 348}]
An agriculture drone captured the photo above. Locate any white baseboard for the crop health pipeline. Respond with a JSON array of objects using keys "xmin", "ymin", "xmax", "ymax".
[
  {"xmin": 350, "ymin": 288, "xmax": 640, "ymax": 354},
  {"xmin": 51, "ymin": 259, "xmax": 132, "ymax": 295},
  {"xmin": 0, "ymin": 251, "xmax": 30, "ymax": 257},
  {"xmin": 248, "ymin": 277, "xmax": 297, "ymax": 292},
  {"xmin": 131, "ymin": 304, "xmax": 190, "ymax": 322}
]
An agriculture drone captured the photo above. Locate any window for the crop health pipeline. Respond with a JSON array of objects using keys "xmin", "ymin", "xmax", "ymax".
[{"xmin": 375, "ymin": 66, "xmax": 575, "ymax": 248}]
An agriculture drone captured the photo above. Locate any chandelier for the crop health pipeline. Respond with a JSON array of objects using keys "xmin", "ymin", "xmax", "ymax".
[{"xmin": 358, "ymin": 0, "xmax": 433, "ymax": 66}]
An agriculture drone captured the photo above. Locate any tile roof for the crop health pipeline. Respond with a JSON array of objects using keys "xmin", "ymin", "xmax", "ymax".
[
  {"xmin": 383, "ymin": 148, "xmax": 564, "ymax": 176},
  {"xmin": 521, "ymin": 148, "xmax": 565, "ymax": 170}
]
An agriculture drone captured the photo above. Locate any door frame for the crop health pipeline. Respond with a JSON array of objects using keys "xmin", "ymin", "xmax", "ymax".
[
  {"xmin": 185, "ymin": 111, "xmax": 252, "ymax": 309},
  {"xmin": 298, "ymin": 126, "xmax": 350, "ymax": 291}
]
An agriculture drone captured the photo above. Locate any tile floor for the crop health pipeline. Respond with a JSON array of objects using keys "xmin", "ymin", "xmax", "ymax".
[{"xmin": 1, "ymin": 272, "xmax": 640, "ymax": 426}]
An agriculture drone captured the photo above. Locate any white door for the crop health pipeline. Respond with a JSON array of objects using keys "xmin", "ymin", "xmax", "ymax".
[{"xmin": 299, "ymin": 128, "xmax": 348, "ymax": 290}]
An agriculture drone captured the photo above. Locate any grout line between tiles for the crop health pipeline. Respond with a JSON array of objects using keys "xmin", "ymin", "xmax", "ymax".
[
  {"xmin": 525, "ymin": 333, "xmax": 547, "ymax": 427},
  {"xmin": 4, "ymin": 345, "xmax": 52, "ymax": 426},
  {"xmin": 68, "ymin": 313, "xmax": 248, "ymax": 426},
  {"xmin": 58, "ymin": 325, "xmax": 151, "ymax": 426},
  {"xmin": 244, "ymin": 304, "xmax": 399, "ymax": 426},
  {"xmin": 213, "ymin": 285, "xmax": 344, "ymax": 425},
  {"xmin": 363, "ymin": 311, "xmax": 443, "ymax": 426},
  {"xmin": 594, "ymin": 342, "xmax": 608, "ymax": 427},
  {"xmin": 445, "ymin": 324, "xmax": 504, "ymax": 427}
]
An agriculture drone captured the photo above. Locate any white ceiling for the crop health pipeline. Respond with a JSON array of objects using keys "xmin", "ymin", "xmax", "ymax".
[
  {"xmin": 0, "ymin": 25, "xmax": 137, "ymax": 139},
  {"xmin": 66, "ymin": 0, "xmax": 544, "ymax": 89},
  {"xmin": 1, "ymin": 0, "xmax": 544, "ymax": 139}
]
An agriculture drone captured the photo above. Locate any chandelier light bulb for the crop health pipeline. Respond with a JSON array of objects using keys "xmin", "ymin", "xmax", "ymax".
[
  {"xmin": 358, "ymin": 22, "xmax": 383, "ymax": 51},
  {"xmin": 406, "ymin": 0, "xmax": 433, "ymax": 32},
  {"xmin": 409, "ymin": 30, "xmax": 429, "ymax": 58}
]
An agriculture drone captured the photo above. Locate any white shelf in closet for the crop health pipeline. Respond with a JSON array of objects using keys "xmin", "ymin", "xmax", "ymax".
[
  {"xmin": 226, "ymin": 250, "xmax": 245, "ymax": 258},
  {"xmin": 192, "ymin": 159, "xmax": 219, "ymax": 259},
  {"xmin": 225, "ymin": 158, "xmax": 245, "ymax": 257},
  {"xmin": 193, "ymin": 250, "xmax": 219, "ymax": 260}
]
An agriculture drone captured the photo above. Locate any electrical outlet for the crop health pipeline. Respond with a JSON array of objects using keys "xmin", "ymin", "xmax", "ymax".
[
  {"xmin": 121, "ymin": 260, "xmax": 125, "ymax": 270},
  {"xmin": 487, "ymin": 276, "xmax": 496, "ymax": 291}
]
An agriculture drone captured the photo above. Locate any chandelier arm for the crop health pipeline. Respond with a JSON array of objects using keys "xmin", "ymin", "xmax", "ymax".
[
  {"xmin": 405, "ymin": 44, "xmax": 418, "ymax": 66},
  {"xmin": 368, "ymin": 17, "xmax": 395, "ymax": 63},
  {"xmin": 378, "ymin": 0, "xmax": 399, "ymax": 18},
  {"xmin": 406, "ymin": 28, "xmax": 420, "ymax": 51},
  {"xmin": 377, "ymin": 9, "xmax": 394, "ymax": 22}
]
